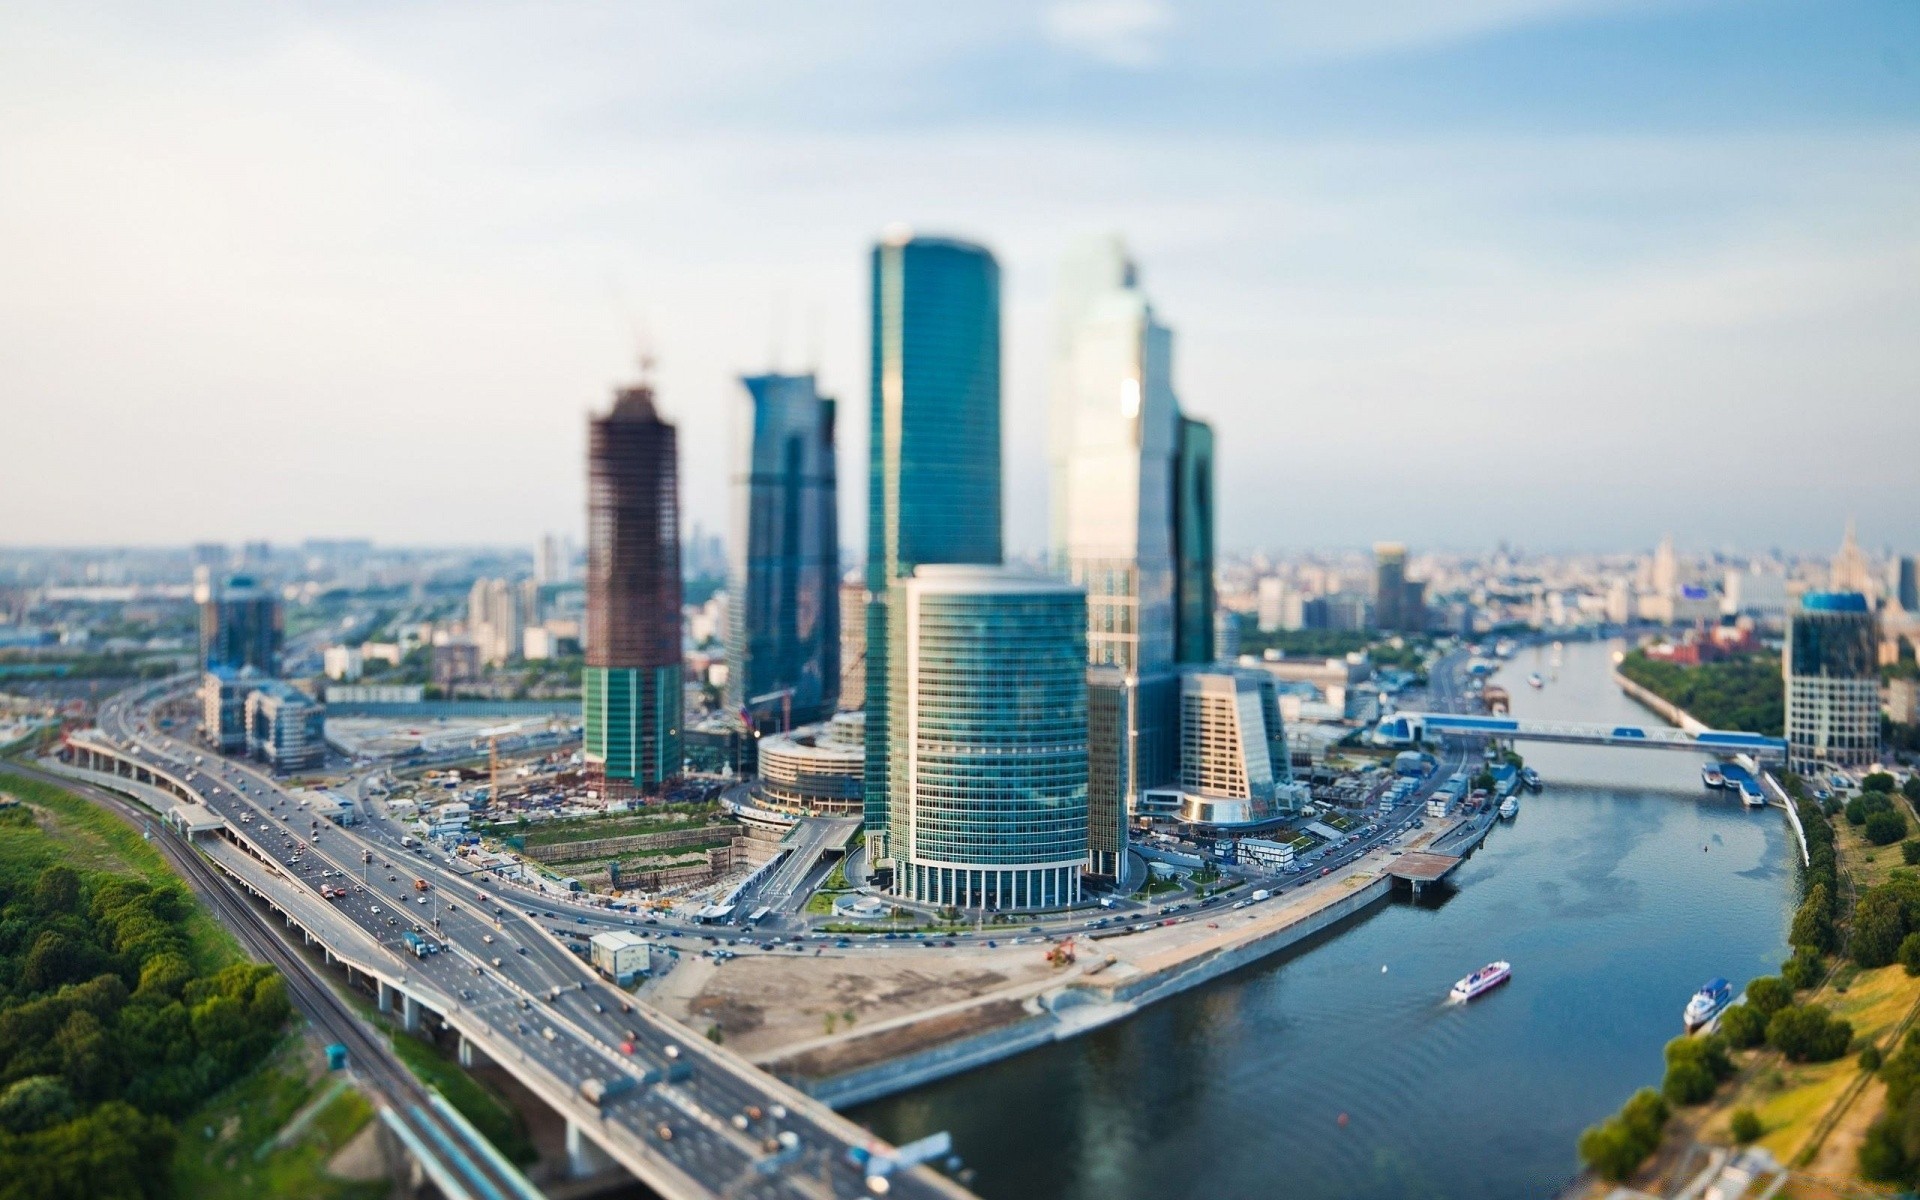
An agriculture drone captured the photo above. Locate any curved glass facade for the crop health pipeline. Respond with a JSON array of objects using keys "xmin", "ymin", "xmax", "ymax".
[
  {"xmin": 893, "ymin": 567, "xmax": 1087, "ymax": 911},
  {"xmin": 1785, "ymin": 592, "xmax": 1880, "ymax": 771}
]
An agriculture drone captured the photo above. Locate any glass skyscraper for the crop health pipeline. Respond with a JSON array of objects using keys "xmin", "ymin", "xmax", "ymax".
[
  {"xmin": 864, "ymin": 233, "xmax": 1003, "ymax": 869},
  {"xmin": 726, "ymin": 372, "xmax": 839, "ymax": 727},
  {"xmin": 891, "ymin": 566, "xmax": 1088, "ymax": 911},
  {"xmin": 1172, "ymin": 415, "xmax": 1216, "ymax": 666},
  {"xmin": 583, "ymin": 382, "xmax": 683, "ymax": 796},
  {"xmin": 1784, "ymin": 592, "xmax": 1880, "ymax": 772},
  {"xmin": 197, "ymin": 574, "xmax": 282, "ymax": 675}
]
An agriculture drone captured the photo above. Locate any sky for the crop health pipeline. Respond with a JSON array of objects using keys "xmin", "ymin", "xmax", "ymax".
[{"xmin": 2, "ymin": 1, "xmax": 1918, "ymax": 558}]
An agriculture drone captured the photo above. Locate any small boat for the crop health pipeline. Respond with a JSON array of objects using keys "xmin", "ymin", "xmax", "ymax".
[
  {"xmin": 1451, "ymin": 960, "xmax": 1512, "ymax": 1003},
  {"xmin": 1520, "ymin": 767, "xmax": 1542, "ymax": 792},
  {"xmin": 1740, "ymin": 781, "xmax": 1766, "ymax": 809},
  {"xmin": 1684, "ymin": 978, "xmax": 1734, "ymax": 1032},
  {"xmin": 1702, "ymin": 765, "xmax": 1726, "ymax": 790},
  {"xmin": 1499, "ymin": 797, "xmax": 1519, "ymax": 819},
  {"xmin": 1527, "ymin": 673, "xmax": 1544, "ymax": 689}
]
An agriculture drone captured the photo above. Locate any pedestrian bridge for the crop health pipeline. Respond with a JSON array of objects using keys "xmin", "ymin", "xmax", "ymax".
[{"xmin": 1375, "ymin": 713, "xmax": 1787, "ymax": 762}]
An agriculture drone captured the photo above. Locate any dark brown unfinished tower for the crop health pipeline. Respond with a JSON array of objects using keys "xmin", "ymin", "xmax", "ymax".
[{"xmin": 582, "ymin": 383, "xmax": 684, "ymax": 796}]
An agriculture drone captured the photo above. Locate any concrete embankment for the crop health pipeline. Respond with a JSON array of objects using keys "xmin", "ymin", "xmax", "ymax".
[
  {"xmin": 1612, "ymin": 668, "xmax": 1708, "ymax": 734},
  {"xmin": 784, "ymin": 871, "xmax": 1399, "ymax": 1109}
]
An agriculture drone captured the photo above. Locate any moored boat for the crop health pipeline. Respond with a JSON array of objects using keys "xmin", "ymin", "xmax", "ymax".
[
  {"xmin": 1498, "ymin": 797, "xmax": 1519, "ymax": 819},
  {"xmin": 1702, "ymin": 765, "xmax": 1726, "ymax": 790},
  {"xmin": 1684, "ymin": 978, "xmax": 1734, "ymax": 1031},
  {"xmin": 1450, "ymin": 961, "xmax": 1512, "ymax": 1002}
]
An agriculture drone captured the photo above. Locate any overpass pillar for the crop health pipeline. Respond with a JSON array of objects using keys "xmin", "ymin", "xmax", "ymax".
[
  {"xmin": 377, "ymin": 980, "xmax": 393, "ymax": 1014},
  {"xmin": 457, "ymin": 1034, "xmax": 487, "ymax": 1069},
  {"xmin": 401, "ymin": 993, "xmax": 421, "ymax": 1034},
  {"xmin": 566, "ymin": 1120, "xmax": 618, "ymax": 1178}
]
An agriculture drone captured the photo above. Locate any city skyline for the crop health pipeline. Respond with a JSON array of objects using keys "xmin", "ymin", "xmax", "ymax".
[{"xmin": 5, "ymin": 3, "xmax": 1919, "ymax": 553}]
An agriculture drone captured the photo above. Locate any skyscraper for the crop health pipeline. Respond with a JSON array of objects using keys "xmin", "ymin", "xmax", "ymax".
[
  {"xmin": 726, "ymin": 373, "xmax": 840, "ymax": 727},
  {"xmin": 1784, "ymin": 592, "xmax": 1880, "ymax": 772},
  {"xmin": 1050, "ymin": 236, "xmax": 1185, "ymax": 878},
  {"xmin": 1374, "ymin": 543, "xmax": 1407, "ymax": 633},
  {"xmin": 1050, "ymin": 235, "xmax": 1177, "ymax": 675},
  {"xmin": 468, "ymin": 577, "xmax": 521, "ymax": 666},
  {"xmin": 864, "ymin": 232, "xmax": 1003, "ymax": 868},
  {"xmin": 1172, "ymin": 415, "xmax": 1216, "ymax": 664},
  {"xmin": 838, "ymin": 579, "xmax": 866, "ymax": 711},
  {"xmin": 1895, "ymin": 556, "xmax": 1919, "ymax": 614},
  {"xmin": 582, "ymin": 380, "xmax": 683, "ymax": 796},
  {"xmin": 198, "ymin": 574, "xmax": 282, "ymax": 675},
  {"xmin": 890, "ymin": 566, "xmax": 1088, "ymax": 910},
  {"xmin": 1830, "ymin": 518, "xmax": 1876, "ymax": 600}
]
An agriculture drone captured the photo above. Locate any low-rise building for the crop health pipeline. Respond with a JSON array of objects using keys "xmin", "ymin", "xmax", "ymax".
[
  {"xmin": 752, "ymin": 712, "xmax": 864, "ymax": 816},
  {"xmin": 589, "ymin": 930, "xmax": 650, "ymax": 985},
  {"xmin": 245, "ymin": 682, "xmax": 326, "ymax": 772}
]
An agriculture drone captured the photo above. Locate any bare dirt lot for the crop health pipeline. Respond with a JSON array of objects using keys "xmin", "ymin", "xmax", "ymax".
[{"xmin": 647, "ymin": 946, "xmax": 1063, "ymax": 1060}]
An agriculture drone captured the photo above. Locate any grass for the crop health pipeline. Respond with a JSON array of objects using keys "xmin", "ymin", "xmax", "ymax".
[
  {"xmin": 385, "ymin": 1027, "xmax": 538, "ymax": 1165},
  {"xmin": 172, "ymin": 1039, "xmax": 384, "ymax": 1200},
  {"xmin": 0, "ymin": 766, "xmax": 241, "ymax": 972},
  {"xmin": 544, "ymin": 840, "xmax": 728, "ymax": 870},
  {"xmin": 484, "ymin": 805, "xmax": 721, "ymax": 847}
]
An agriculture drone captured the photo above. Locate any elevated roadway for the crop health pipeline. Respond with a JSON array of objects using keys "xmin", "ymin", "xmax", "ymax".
[{"xmin": 72, "ymin": 678, "xmax": 974, "ymax": 1200}]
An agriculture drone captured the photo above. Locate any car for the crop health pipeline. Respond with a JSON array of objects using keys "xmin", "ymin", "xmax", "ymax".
[
  {"xmin": 417, "ymin": 897, "xmax": 428, "ymax": 905},
  {"xmin": 371, "ymin": 906, "xmax": 382, "ymax": 914},
  {"xmin": 516, "ymin": 946, "xmax": 527, "ymax": 955},
  {"xmin": 655, "ymin": 1123, "xmax": 674, "ymax": 1142}
]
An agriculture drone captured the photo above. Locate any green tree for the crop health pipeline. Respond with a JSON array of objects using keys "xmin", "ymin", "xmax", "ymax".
[
  {"xmin": 1719, "ymin": 1004, "xmax": 1767, "ymax": 1049},
  {"xmin": 1904, "ymin": 776, "xmax": 1920, "ymax": 804},
  {"xmin": 1864, "ymin": 772, "xmax": 1898, "ymax": 794},
  {"xmin": 1855, "ymin": 889, "xmax": 1911, "ymax": 967},
  {"xmin": 1901, "ymin": 933, "xmax": 1920, "ymax": 977},
  {"xmin": 1904, "ymin": 841, "xmax": 1920, "ymax": 867},
  {"xmin": 1730, "ymin": 1108, "xmax": 1763, "ymax": 1144},
  {"xmin": 1746, "ymin": 975, "xmax": 1792, "ymax": 1017},
  {"xmin": 1868, "ymin": 809, "xmax": 1909, "ymax": 846},
  {"xmin": 1662, "ymin": 1059, "xmax": 1715, "ymax": 1105},
  {"xmin": 1790, "ymin": 882, "xmax": 1834, "ymax": 953},
  {"xmin": 1782, "ymin": 948, "xmax": 1824, "ymax": 991},
  {"xmin": 1767, "ymin": 1004, "xmax": 1853, "ymax": 1063}
]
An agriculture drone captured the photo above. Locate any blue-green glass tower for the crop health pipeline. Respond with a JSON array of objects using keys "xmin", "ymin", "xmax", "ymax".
[{"xmin": 864, "ymin": 233, "xmax": 1003, "ymax": 869}]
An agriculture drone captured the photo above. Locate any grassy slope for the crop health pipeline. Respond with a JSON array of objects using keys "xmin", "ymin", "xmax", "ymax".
[
  {"xmin": 171, "ymin": 1040, "xmax": 384, "ymax": 1200},
  {"xmin": 0, "ymin": 766, "xmax": 240, "ymax": 972},
  {"xmin": 0, "ymin": 767, "xmax": 384, "ymax": 1198}
]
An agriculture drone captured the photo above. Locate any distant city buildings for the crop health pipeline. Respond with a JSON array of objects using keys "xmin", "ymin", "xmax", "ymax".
[
  {"xmin": 726, "ymin": 372, "xmax": 840, "ymax": 728},
  {"xmin": 864, "ymin": 232, "xmax": 1004, "ymax": 871},
  {"xmin": 197, "ymin": 573, "xmax": 282, "ymax": 674},
  {"xmin": 1784, "ymin": 592, "xmax": 1880, "ymax": 772},
  {"xmin": 534, "ymin": 533, "xmax": 572, "ymax": 585},
  {"xmin": 467, "ymin": 577, "xmax": 523, "ymax": 667},
  {"xmin": 889, "ymin": 566, "xmax": 1088, "ymax": 911},
  {"xmin": 582, "ymin": 378, "xmax": 684, "ymax": 797},
  {"xmin": 246, "ymin": 681, "xmax": 326, "ymax": 772}
]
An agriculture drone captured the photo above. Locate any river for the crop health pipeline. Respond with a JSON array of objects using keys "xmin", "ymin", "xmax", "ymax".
[{"xmin": 850, "ymin": 638, "xmax": 1796, "ymax": 1200}]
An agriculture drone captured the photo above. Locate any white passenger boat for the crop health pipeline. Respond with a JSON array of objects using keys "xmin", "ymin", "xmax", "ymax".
[{"xmin": 1450, "ymin": 961, "xmax": 1512, "ymax": 1002}]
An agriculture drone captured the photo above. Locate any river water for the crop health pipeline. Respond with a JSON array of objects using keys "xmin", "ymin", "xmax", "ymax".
[{"xmin": 850, "ymin": 639, "xmax": 1796, "ymax": 1200}]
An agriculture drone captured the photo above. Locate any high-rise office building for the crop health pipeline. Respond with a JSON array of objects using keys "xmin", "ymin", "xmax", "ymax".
[
  {"xmin": 838, "ymin": 579, "xmax": 866, "ymax": 711},
  {"xmin": 468, "ymin": 577, "xmax": 522, "ymax": 666},
  {"xmin": 726, "ymin": 373, "xmax": 840, "ymax": 727},
  {"xmin": 198, "ymin": 574, "xmax": 282, "ymax": 675},
  {"xmin": 864, "ymin": 233, "xmax": 1003, "ymax": 868},
  {"xmin": 1172, "ymin": 416, "xmax": 1215, "ymax": 664},
  {"xmin": 1893, "ymin": 556, "xmax": 1917, "ymax": 614},
  {"xmin": 889, "ymin": 566, "xmax": 1088, "ymax": 910},
  {"xmin": 1049, "ymin": 236, "xmax": 1188, "ymax": 878},
  {"xmin": 582, "ymin": 380, "xmax": 684, "ymax": 796},
  {"xmin": 1830, "ymin": 519, "xmax": 1877, "ymax": 600},
  {"xmin": 1374, "ymin": 544, "xmax": 1406, "ymax": 633},
  {"xmin": 1784, "ymin": 592, "xmax": 1880, "ymax": 772}
]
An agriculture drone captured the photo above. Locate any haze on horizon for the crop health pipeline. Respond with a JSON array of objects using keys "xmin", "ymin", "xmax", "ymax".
[{"xmin": 2, "ymin": 1, "xmax": 1917, "ymax": 557}]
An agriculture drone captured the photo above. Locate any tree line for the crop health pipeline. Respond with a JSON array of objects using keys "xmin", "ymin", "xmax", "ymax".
[{"xmin": 0, "ymin": 807, "xmax": 289, "ymax": 1200}]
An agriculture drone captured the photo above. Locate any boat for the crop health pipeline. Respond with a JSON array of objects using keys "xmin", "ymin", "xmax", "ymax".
[
  {"xmin": 1451, "ymin": 961, "xmax": 1511, "ymax": 1002},
  {"xmin": 1702, "ymin": 765, "xmax": 1726, "ymax": 790},
  {"xmin": 1520, "ymin": 767, "xmax": 1542, "ymax": 792},
  {"xmin": 1498, "ymin": 797, "xmax": 1519, "ymax": 819},
  {"xmin": 1684, "ymin": 978, "xmax": 1734, "ymax": 1032},
  {"xmin": 1740, "ymin": 781, "xmax": 1766, "ymax": 809},
  {"xmin": 1527, "ymin": 673, "xmax": 1544, "ymax": 689}
]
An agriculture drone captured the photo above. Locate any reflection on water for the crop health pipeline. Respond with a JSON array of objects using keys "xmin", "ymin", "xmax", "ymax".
[{"xmin": 851, "ymin": 640, "xmax": 1795, "ymax": 1200}]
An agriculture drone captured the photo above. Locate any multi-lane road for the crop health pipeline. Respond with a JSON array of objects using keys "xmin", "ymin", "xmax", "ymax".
[{"xmin": 92, "ymin": 680, "xmax": 971, "ymax": 1200}]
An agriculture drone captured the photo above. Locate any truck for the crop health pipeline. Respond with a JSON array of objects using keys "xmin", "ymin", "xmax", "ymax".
[
  {"xmin": 579, "ymin": 1075, "xmax": 639, "ymax": 1107},
  {"xmin": 401, "ymin": 930, "xmax": 430, "ymax": 958},
  {"xmin": 1250, "ymin": 889, "xmax": 1272, "ymax": 902},
  {"xmin": 401, "ymin": 836, "xmax": 417, "ymax": 848},
  {"xmin": 413, "ymin": 878, "xmax": 429, "ymax": 892}
]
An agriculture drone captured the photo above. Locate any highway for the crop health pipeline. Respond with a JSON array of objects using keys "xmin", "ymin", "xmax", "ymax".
[
  {"xmin": 0, "ymin": 757, "xmax": 540, "ymax": 1200},
  {"xmin": 89, "ymin": 679, "xmax": 973, "ymax": 1200}
]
